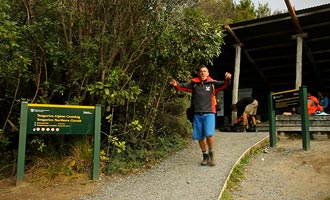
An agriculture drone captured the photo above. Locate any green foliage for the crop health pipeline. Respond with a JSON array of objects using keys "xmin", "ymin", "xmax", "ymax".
[
  {"xmin": 256, "ymin": 2, "xmax": 272, "ymax": 18},
  {"xmin": 129, "ymin": 120, "xmax": 143, "ymax": 132},
  {"xmin": 193, "ymin": 0, "xmax": 235, "ymax": 24},
  {"xmin": 155, "ymin": 99, "xmax": 192, "ymax": 137},
  {"xmin": 0, "ymin": 135, "xmax": 10, "ymax": 150},
  {"xmin": 30, "ymin": 138, "xmax": 47, "ymax": 152},
  {"xmin": 88, "ymin": 67, "xmax": 142, "ymax": 112},
  {"xmin": 108, "ymin": 136, "xmax": 126, "ymax": 153},
  {"xmin": 233, "ymin": 0, "xmax": 257, "ymax": 22},
  {"xmin": 232, "ymin": 0, "xmax": 272, "ymax": 22},
  {"xmin": 106, "ymin": 132, "xmax": 189, "ymax": 175},
  {"xmin": 0, "ymin": 0, "xmax": 229, "ymax": 183},
  {"xmin": 18, "ymin": 136, "xmax": 93, "ymax": 184},
  {"xmin": 0, "ymin": 0, "xmax": 19, "ymax": 50},
  {"xmin": 104, "ymin": 96, "xmax": 191, "ymax": 175},
  {"xmin": 0, "ymin": 136, "xmax": 12, "ymax": 179},
  {"xmin": 220, "ymin": 190, "xmax": 234, "ymax": 200},
  {"xmin": 25, "ymin": 156, "xmax": 89, "ymax": 185},
  {"xmin": 151, "ymin": 7, "xmax": 224, "ymax": 67},
  {"xmin": 67, "ymin": 136, "xmax": 93, "ymax": 173},
  {"xmin": 232, "ymin": 160, "xmax": 245, "ymax": 181}
]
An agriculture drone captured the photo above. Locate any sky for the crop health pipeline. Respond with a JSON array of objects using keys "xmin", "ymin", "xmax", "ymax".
[{"xmin": 236, "ymin": 0, "xmax": 330, "ymax": 12}]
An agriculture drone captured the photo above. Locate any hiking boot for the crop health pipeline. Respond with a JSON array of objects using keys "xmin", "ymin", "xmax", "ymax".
[
  {"xmin": 233, "ymin": 125, "xmax": 245, "ymax": 132},
  {"xmin": 238, "ymin": 124, "xmax": 247, "ymax": 132},
  {"xmin": 247, "ymin": 125, "xmax": 256, "ymax": 132},
  {"xmin": 209, "ymin": 151, "xmax": 216, "ymax": 166},
  {"xmin": 201, "ymin": 153, "xmax": 209, "ymax": 166}
]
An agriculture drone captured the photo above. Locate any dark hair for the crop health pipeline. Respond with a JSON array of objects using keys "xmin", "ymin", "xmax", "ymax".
[{"xmin": 198, "ymin": 65, "xmax": 207, "ymax": 71}]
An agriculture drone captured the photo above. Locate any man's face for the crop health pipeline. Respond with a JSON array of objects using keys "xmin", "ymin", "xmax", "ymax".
[{"xmin": 199, "ymin": 67, "xmax": 209, "ymax": 81}]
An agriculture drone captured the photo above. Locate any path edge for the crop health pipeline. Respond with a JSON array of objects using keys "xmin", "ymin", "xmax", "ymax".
[{"xmin": 217, "ymin": 134, "xmax": 270, "ymax": 200}]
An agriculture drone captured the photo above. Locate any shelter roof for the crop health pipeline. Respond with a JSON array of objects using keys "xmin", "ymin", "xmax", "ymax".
[{"xmin": 212, "ymin": 3, "xmax": 330, "ymax": 94}]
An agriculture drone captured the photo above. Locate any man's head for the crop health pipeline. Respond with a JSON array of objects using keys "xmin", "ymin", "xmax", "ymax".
[{"xmin": 198, "ymin": 65, "xmax": 209, "ymax": 81}]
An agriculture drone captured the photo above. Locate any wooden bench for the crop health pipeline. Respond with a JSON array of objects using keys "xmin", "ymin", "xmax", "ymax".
[{"xmin": 276, "ymin": 115, "xmax": 330, "ymax": 140}]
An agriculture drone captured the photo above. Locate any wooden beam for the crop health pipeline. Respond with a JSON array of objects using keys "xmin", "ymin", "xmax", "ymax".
[
  {"xmin": 224, "ymin": 24, "xmax": 270, "ymax": 89},
  {"xmin": 285, "ymin": 0, "xmax": 303, "ymax": 33},
  {"xmin": 285, "ymin": 0, "xmax": 321, "ymax": 88},
  {"xmin": 224, "ymin": 24, "xmax": 243, "ymax": 47}
]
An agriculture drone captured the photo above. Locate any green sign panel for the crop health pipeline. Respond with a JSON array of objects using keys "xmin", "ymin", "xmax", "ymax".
[
  {"xmin": 272, "ymin": 89, "xmax": 300, "ymax": 110},
  {"xmin": 17, "ymin": 102, "xmax": 101, "ymax": 185},
  {"xmin": 27, "ymin": 104, "xmax": 96, "ymax": 135},
  {"xmin": 268, "ymin": 86, "xmax": 310, "ymax": 151}
]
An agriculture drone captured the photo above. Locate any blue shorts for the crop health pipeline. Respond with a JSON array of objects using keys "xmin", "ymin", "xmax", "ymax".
[{"xmin": 192, "ymin": 113, "xmax": 215, "ymax": 140}]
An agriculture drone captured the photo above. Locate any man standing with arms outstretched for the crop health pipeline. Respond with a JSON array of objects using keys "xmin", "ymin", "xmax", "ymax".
[{"xmin": 170, "ymin": 65, "xmax": 232, "ymax": 166}]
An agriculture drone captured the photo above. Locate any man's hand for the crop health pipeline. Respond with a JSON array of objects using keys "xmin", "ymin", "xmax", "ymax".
[
  {"xmin": 169, "ymin": 79, "xmax": 178, "ymax": 86},
  {"xmin": 225, "ymin": 72, "xmax": 232, "ymax": 80}
]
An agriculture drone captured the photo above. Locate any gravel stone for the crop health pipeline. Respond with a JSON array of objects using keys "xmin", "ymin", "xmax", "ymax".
[{"xmin": 79, "ymin": 131, "xmax": 269, "ymax": 200}]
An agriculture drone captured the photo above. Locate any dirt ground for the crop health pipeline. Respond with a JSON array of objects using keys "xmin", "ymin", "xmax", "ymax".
[
  {"xmin": 231, "ymin": 138, "xmax": 330, "ymax": 200},
  {"xmin": 0, "ymin": 175, "xmax": 99, "ymax": 200},
  {"xmin": 1, "ymin": 138, "xmax": 330, "ymax": 200}
]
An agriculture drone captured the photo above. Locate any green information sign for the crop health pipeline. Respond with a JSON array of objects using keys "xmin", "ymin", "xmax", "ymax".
[
  {"xmin": 27, "ymin": 104, "xmax": 96, "ymax": 135},
  {"xmin": 272, "ymin": 88, "xmax": 300, "ymax": 110},
  {"xmin": 16, "ymin": 102, "xmax": 101, "ymax": 185},
  {"xmin": 268, "ymin": 86, "xmax": 310, "ymax": 151}
]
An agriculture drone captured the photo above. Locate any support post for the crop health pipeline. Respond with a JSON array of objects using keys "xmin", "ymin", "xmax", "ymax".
[
  {"xmin": 300, "ymin": 86, "xmax": 310, "ymax": 150},
  {"xmin": 268, "ymin": 93, "xmax": 276, "ymax": 147},
  {"xmin": 231, "ymin": 44, "xmax": 241, "ymax": 124},
  {"xmin": 295, "ymin": 35, "xmax": 304, "ymax": 89}
]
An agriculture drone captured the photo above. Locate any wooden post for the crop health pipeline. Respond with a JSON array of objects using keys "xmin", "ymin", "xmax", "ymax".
[
  {"xmin": 296, "ymin": 36, "xmax": 303, "ymax": 88},
  {"xmin": 232, "ymin": 44, "xmax": 241, "ymax": 125},
  {"xmin": 292, "ymin": 33, "xmax": 307, "ymax": 89}
]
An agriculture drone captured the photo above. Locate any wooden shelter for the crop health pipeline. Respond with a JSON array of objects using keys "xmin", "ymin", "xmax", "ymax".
[{"xmin": 211, "ymin": 2, "xmax": 330, "ymax": 121}]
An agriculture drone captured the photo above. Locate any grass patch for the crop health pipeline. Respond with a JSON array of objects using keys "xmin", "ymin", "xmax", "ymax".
[{"xmin": 220, "ymin": 139, "xmax": 268, "ymax": 200}]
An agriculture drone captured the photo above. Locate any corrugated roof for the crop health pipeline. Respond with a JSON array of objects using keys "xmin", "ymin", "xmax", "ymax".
[{"xmin": 212, "ymin": 3, "xmax": 330, "ymax": 94}]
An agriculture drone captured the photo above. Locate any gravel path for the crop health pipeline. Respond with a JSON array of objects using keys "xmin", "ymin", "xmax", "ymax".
[{"xmin": 79, "ymin": 131, "xmax": 269, "ymax": 200}]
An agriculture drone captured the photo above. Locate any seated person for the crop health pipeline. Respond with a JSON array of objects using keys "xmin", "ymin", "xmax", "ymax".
[
  {"xmin": 307, "ymin": 92, "xmax": 323, "ymax": 115},
  {"xmin": 317, "ymin": 91, "xmax": 329, "ymax": 113}
]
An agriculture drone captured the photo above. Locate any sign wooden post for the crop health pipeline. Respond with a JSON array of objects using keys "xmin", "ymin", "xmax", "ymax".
[
  {"xmin": 268, "ymin": 93, "xmax": 276, "ymax": 147},
  {"xmin": 299, "ymin": 86, "xmax": 310, "ymax": 150}
]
